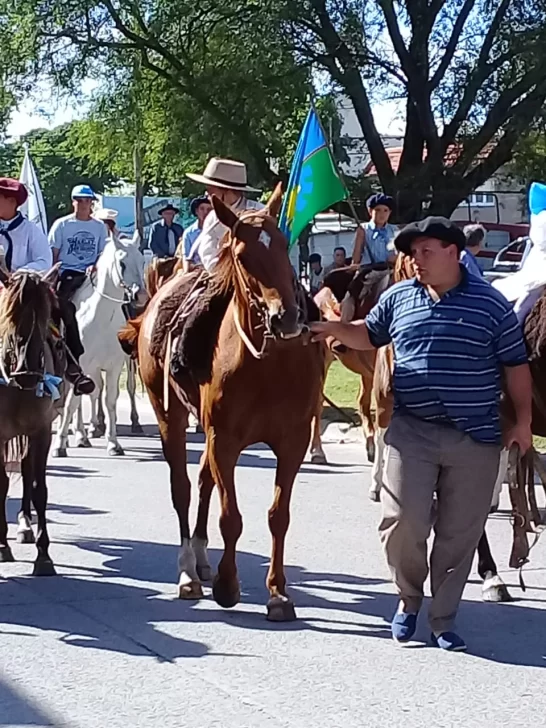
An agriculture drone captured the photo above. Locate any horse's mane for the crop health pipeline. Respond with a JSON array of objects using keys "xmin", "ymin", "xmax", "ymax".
[{"xmin": 0, "ymin": 271, "xmax": 52, "ymax": 339}]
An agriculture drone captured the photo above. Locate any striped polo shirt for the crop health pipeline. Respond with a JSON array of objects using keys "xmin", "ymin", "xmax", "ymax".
[{"xmin": 366, "ymin": 267, "xmax": 527, "ymax": 444}]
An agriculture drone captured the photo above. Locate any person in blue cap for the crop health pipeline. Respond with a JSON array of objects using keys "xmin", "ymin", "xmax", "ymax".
[
  {"xmin": 177, "ymin": 196, "xmax": 212, "ymax": 271},
  {"xmin": 351, "ymin": 193, "xmax": 397, "ymax": 266},
  {"xmin": 48, "ymin": 184, "xmax": 106, "ymax": 394}
]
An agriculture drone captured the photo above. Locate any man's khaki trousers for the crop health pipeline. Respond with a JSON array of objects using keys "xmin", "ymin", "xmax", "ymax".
[{"xmin": 380, "ymin": 414, "xmax": 501, "ymax": 633}]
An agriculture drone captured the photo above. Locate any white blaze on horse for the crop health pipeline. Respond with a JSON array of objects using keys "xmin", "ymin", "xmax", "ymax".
[{"xmin": 53, "ymin": 235, "xmax": 147, "ymax": 457}]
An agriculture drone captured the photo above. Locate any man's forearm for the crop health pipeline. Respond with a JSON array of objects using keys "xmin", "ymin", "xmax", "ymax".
[
  {"xmin": 52, "ymin": 248, "xmax": 60, "ymax": 264},
  {"xmin": 321, "ymin": 320, "xmax": 374, "ymax": 350},
  {"xmin": 504, "ymin": 363, "xmax": 533, "ymax": 425}
]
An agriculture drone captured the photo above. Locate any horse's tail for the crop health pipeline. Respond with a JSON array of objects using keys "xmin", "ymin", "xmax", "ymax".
[
  {"xmin": 118, "ymin": 314, "xmax": 144, "ymax": 359},
  {"xmin": 4, "ymin": 436, "xmax": 29, "ymax": 465},
  {"xmin": 373, "ymin": 345, "xmax": 394, "ymax": 401}
]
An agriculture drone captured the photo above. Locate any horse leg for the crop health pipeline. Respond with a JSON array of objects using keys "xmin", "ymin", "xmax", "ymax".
[
  {"xmin": 191, "ymin": 454, "xmax": 215, "ymax": 582},
  {"xmin": 477, "ymin": 530, "xmax": 512, "ymax": 602},
  {"xmin": 266, "ymin": 434, "xmax": 309, "ymax": 622},
  {"xmin": 490, "ymin": 448, "xmax": 508, "ymax": 514},
  {"xmin": 30, "ymin": 430, "xmax": 56, "ymax": 576},
  {"xmin": 208, "ymin": 436, "xmax": 242, "ymax": 609},
  {"xmin": 0, "ymin": 458, "xmax": 14, "ymax": 562},
  {"xmin": 17, "ymin": 451, "xmax": 35, "ymax": 544},
  {"xmin": 127, "ymin": 359, "xmax": 143, "ymax": 434},
  {"xmin": 369, "ymin": 395, "xmax": 393, "ymax": 502},
  {"xmin": 309, "ymin": 391, "xmax": 327, "ymax": 465},
  {"xmin": 358, "ymin": 375, "xmax": 375, "ymax": 463},
  {"xmin": 74, "ymin": 397, "xmax": 92, "ymax": 449},
  {"xmin": 52, "ymin": 387, "xmax": 80, "ymax": 457},
  {"xmin": 149, "ymin": 388, "xmax": 201, "ymax": 599},
  {"xmin": 88, "ymin": 372, "xmax": 104, "ymax": 438},
  {"xmin": 104, "ymin": 364, "xmax": 124, "ymax": 456}
]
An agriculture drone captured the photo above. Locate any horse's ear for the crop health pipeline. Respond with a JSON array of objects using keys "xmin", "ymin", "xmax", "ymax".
[
  {"xmin": 0, "ymin": 266, "xmax": 10, "ymax": 287},
  {"xmin": 42, "ymin": 262, "xmax": 62, "ymax": 286},
  {"xmin": 211, "ymin": 195, "xmax": 239, "ymax": 231},
  {"xmin": 265, "ymin": 182, "xmax": 283, "ymax": 219}
]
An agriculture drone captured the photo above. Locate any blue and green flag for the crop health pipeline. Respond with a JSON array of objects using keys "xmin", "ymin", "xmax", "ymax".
[{"xmin": 279, "ymin": 108, "xmax": 348, "ymax": 248}]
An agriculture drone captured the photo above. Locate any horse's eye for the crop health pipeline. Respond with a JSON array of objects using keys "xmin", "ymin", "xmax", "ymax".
[{"xmin": 259, "ymin": 231, "xmax": 271, "ymax": 248}]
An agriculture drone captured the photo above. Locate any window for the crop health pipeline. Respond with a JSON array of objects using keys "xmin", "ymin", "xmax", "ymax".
[{"xmin": 460, "ymin": 193, "xmax": 496, "ymax": 207}]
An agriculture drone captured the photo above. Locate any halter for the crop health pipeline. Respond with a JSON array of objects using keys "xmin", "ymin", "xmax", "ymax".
[
  {"xmin": 89, "ymin": 244, "xmax": 137, "ymax": 305},
  {"xmin": 0, "ymin": 306, "xmax": 46, "ymax": 390},
  {"xmin": 227, "ymin": 209, "xmax": 299, "ymax": 360}
]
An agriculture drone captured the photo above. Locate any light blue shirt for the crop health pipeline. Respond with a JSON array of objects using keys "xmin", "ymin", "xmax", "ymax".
[
  {"xmin": 49, "ymin": 214, "xmax": 107, "ymax": 272},
  {"xmin": 360, "ymin": 221, "xmax": 397, "ymax": 265},
  {"xmin": 181, "ymin": 221, "xmax": 202, "ymax": 263},
  {"xmin": 460, "ymin": 249, "xmax": 483, "ymax": 277}
]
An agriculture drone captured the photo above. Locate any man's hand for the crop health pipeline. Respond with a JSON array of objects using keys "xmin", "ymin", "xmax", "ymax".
[
  {"xmin": 504, "ymin": 421, "xmax": 532, "ymax": 453},
  {"xmin": 86, "ymin": 265, "xmax": 96, "ymax": 277},
  {"xmin": 310, "ymin": 321, "xmax": 333, "ymax": 343}
]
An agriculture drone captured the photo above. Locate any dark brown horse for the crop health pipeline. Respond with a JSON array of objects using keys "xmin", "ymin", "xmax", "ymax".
[
  {"xmin": 120, "ymin": 188, "xmax": 325, "ymax": 620},
  {"xmin": 0, "ymin": 265, "xmax": 65, "ymax": 575},
  {"xmin": 310, "ymin": 264, "xmax": 390, "ymax": 464}
]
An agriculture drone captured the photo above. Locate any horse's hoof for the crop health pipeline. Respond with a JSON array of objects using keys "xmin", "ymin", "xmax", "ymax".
[
  {"xmin": 310, "ymin": 451, "xmax": 328, "ymax": 465},
  {"xmin": 0, "ymin": 546, "xmax": 15, "ymax": 562},
  {"xmin": 267, "ymin": 595, "xmax": 297, "ymax": 622},
  {"xmin": 89, "ymin": 427, "xmax": 105, "ymax": 439},
  {"xmin": 107, "ymin": 444, "xmax": 125, "ymax": 457},
  {"xmin": 53, "ymin": 447, "xmax": 67, "ymax": 458},
  {"xmin": 482, "ymin": 577, "xmax": 512, "ymax": 603},
  {"xmin": 33, "ymin": 559, "xmax": 56, "ymax": 577},
  {"xmin": 196, "ymin": 564, "xmax": 213, "ymax": 582},
  {"xmin": 366, "ymin": 438, "xmax": 376, "ymax": 463},
  {"xmin": 368, "ymin": 489, "xmax": 381, "ymax": 503},
  {"xmin": 76, "ymin": 438, "xmax": 92, "ymax": 449},
  {"xmin": 212, "ymin": 576, "xmax": 241, "ymax": 608},
  {"xmin": 16, "ymin": 529, "xmax": 35, "ymax": 544},
  {"xmin": 177, "ymin": 580, "xmax": 203, "ymax": 600},
  {"xmin": 131, "ymin": 423, "xmax": 144, "ymax": 434}
]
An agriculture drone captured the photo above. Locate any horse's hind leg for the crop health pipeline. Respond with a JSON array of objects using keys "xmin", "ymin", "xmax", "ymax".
[
  {"xmin": 104, "ymin": 363, "xmax": 124, "ymax": 456},
  {"xmin": 478, "ymin": 530, "xmax": 511, "ymax": 602},
  {"xmin": 208, "ymin": 435, "xmax": 242, "ymax": 609},
  {"xmin": 310, "ymin": 353, "xmax": 331, "ymax": 465},
  {"xmin": 17, "ymin": 452, "xmax": 35, "ymax": 544},
  {"xmin": 127, "ymin": 358, "xmax": 143, "ymax": 434},
  {"xmin": 358, "ymin": 374, "xmax": 375, "ymax": 463},
  {"xmin": 191, "ymin": 454, "xmax": 214, "ymax": 582},
  {"xmin": 30, "ymin": 430, "xmax": 56, "ymax": 576},
  {"xmin": 74, "ymin": 398, "xmax": 92, "ymax": 449},
  {"xmin": 52, "ymin": 386, "xmax": 79, "ymax": 457},
  {"xmin": 0, "ymin": 458, "xmax": 14, "ymax": 562},
  {"xmin": 265, "ymin": 432, "xmax": 310, "ymax": 622}
]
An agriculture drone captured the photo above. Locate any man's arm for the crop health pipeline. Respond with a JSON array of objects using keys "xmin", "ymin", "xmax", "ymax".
[
  {"xmin": 48, "ymin": 219, "xmax": 62, "ymax": 264},
  {"xmin": 503, "ymin": 363, "xmax": 533, "ymax": 452},
  {"xmin": 310, "ymin": 320, "xmax": 375, "ymax": 350},
  {"xmin": 148, "ymin": 224, "xmax": 161, "ymax": 256},
  {"xmin": 351, "ymin": 226, "xmax": 365, "ymax": 265}
]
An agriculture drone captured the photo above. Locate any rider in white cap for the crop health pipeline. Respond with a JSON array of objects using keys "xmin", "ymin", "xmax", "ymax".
[{"xmin": 186, "ymin": 158, "xmax": 264, "ymax": 270}]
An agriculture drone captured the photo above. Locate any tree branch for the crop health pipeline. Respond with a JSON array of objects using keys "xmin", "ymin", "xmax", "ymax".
[{"xmin": 429, "ymin": 0, "xmax": 477, "ymax": 90}]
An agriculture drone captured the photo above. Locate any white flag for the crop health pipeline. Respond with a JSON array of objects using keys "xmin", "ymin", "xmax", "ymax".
[{"xmin": 19, "ymin": 147, "xmax": 48, "ymax": 235}]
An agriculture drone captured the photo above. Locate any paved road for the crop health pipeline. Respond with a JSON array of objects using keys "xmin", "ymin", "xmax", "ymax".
[{"xmin": 1, "ymin": 394, "xmax": 545, "ymax": 728}]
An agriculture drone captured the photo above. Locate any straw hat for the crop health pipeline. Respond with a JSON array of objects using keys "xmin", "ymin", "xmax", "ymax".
[
  {"xmin": 94, "ymin": 208, "xmax": 118, "ymax": 222},
  {"xmin": 186, "ymin": 157, "xmax": 260, "ymax": 193}
]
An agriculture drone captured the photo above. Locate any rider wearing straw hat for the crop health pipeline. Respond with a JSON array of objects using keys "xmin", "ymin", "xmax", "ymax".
[{"xmin": 186, "ymin": 158, "xmax": 264, "ymax": 270}]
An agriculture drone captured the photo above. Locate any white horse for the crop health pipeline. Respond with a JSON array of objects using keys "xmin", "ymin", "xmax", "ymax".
[
  {"xmin": 87, "ymin": 356, "xmax": 142, "ymax": 438},
  {"xmin": 53, "ymin": 235, "xmax": 147, "ymax": 457}
]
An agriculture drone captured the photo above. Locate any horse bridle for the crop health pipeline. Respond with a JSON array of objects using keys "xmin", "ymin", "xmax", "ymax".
[
  {"xmin": 228, "ymin": 210, "xmax": 304, "ymax": 359},
  {"xmin": 89, "ymin": 246, "xmax": 139, "ymax": 305},
  {"xmin": 0, "ymin": 309, "xmax": 46, "ymax": 390}
]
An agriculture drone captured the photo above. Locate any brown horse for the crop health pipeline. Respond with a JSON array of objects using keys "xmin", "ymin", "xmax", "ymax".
[
  {"xmin": 120, "ymin": 188, "xmax": 325, "ymax": 620},
  {"xmin": 310, "ymin": 265, "xmax": 391, "ymax": 465},
  {"xmin": 0, "ymin": 265, "xmax": 65, "ymax": 575},
  {"xmin": 144, "ymin": 256, "xmax": 183, "ymax": 299}
]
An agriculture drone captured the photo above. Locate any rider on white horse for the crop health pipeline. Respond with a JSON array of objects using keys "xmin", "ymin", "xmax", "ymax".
[{"xmin": 48, "ymin": 184, "xmax": 107, "ymax": 396}]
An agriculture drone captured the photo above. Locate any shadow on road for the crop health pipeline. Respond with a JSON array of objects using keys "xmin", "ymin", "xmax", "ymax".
[
  {"xmin": 2, "ymin": 535, "xmax": 544, "ymax": 668},
  {"xmin": 0, "ymin": 674, "xmax": 59, "ymax": 727}
]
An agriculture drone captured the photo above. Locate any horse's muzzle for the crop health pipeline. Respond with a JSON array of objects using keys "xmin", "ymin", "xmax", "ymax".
[{"xmin": 270, "ymin": 306, "xmax": 303, "ymax": 339}]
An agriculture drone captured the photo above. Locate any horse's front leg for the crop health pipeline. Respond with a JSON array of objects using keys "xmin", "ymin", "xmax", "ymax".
[
  {"xmin": 89, "ymin": 374, "xmax": 105, "ymax": 438},
  {"xmin": 477, "ymin": 530, "xmax": 512, "ymax": 602},
  {"xmin": 17, "ymin": 449, "xmax": 35, "ymax": 544},
  {"xmin": 52, "ymin": 386, "xmax": 80, "ymax": 457},
  {"xmin": 208, "ymin": 435, "xmax": 242, "ymax": 609},
  {"xmin": 74, "ymin": 398, "xmax": 92, "ymax": 449},
  {"xmin": 104, "ymin": 363, "xmax": 124, "ymax": 456},
  {"xmin": 358, "ymin": 374, "xmax": 375, "ymax": 463},
  {"xmin": 369, "ymin": 393, "xmax": 393, "ymax": 502},
  {"xmin": 191, "ymin": 453, "xmax": 215, "ymax": 582},
  {"xmin": 310, "ymin": 352, "xmax": 331, "ymax": 465},
  {"xmin": 0, "ymin": 456, "xmax": 14, "ymax": 562},
  {"xmin": 126, "ymin": 358, "xmax": 143, "ymax": 434},
  {"xmin": 266, "ymin": 432, "xmax": 310, "ymax": 622},
  {"xmin": 30, "ymin": 430, "xmax": 56, "ymax": 576}
]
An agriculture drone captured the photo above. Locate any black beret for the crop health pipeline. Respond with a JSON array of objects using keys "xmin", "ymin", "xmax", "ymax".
[
  {"xmin": 394, "ymin": 216, "xmax": 466, "ymax": 255},
  {"xmin": 367, "ymin": 193, "xmax": 394, "ymax": 210},
  {"xmin": 308, "ymin": 253, "xmax": 322, "ymax": 264}
]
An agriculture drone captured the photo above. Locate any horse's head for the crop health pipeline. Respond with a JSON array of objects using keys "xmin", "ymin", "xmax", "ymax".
[
  {"xmin": 98, "ymin": 236, "xmax": 148, "ymax": 308},
  {"xmin": 0, "ymin": 265, "xmax": 59, "ymax": 390},
  {"xmin": 213, "ymin": 184, "xmax": 302, "ymax": 339}
]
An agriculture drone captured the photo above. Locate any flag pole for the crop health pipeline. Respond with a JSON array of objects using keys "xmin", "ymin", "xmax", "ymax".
[{"xmin": 309, "ymin": 97, "xmax": 362, "ymax": 226}]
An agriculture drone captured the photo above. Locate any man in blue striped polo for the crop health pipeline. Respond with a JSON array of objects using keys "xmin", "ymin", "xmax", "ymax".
[{"xmin": 311, "ymin": 217, "xmax": 532, "ymax": 651}]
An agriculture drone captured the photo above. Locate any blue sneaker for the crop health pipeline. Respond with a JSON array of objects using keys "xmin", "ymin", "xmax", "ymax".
[
  {"xmin": 431, "ymin": 631, "xmax": 467, "ymax": 652},
  {"xmin": 391, "ymin": 608, "xmax": 418, "ymax": 643}
]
